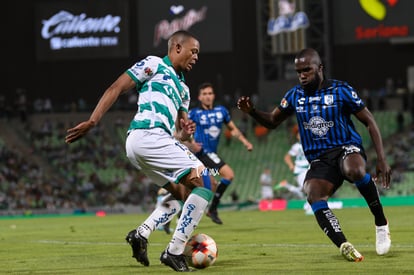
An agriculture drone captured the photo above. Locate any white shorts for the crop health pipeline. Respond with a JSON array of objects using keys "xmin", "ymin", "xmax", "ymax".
[
  {"xmin": 295, "ymin": 170, "xmax": 308, "ymax": 189},
  {"xmin": 261, "ymin": 186, "xmax": 273, "ymax": 200},
  {"xmin": 125, "ymin": 128, "xmax": 204, "ymax": 186}
]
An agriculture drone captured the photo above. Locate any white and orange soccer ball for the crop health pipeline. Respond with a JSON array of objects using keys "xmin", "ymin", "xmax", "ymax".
[{"xmin": 183, "ymin": 233, "xmax": 218, "ymax": 269}]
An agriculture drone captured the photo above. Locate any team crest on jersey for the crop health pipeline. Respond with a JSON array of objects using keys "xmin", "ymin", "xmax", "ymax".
[
  {"xmin": 324, "ymin": 95, "xmax": 334, "ymax": 105},
  {"xmin": 144, "ymin": 67, "xmax": 153, "ymax": 76},
  {"xmin": 352, "ymin": 91, "xmax": 358, "ymax": 98},
  {"xmin": 187, "ymin": 151, "xmax": 198, "ymax": 161},
  {"xmin": 280, "ymin": 98, "xmax": 289, "ymax": 108}
]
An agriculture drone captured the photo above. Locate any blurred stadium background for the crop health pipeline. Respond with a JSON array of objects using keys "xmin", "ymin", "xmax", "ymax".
[{"xmin": 2, "ymin": 0, "xmax": 414, "ymax": 215}]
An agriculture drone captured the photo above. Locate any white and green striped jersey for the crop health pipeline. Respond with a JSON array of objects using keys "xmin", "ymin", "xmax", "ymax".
[
  {"xmin": 288, "ymin": 142, "xmax": 310, "ymax": 175},
  {"xmin": 126, "ymin": 55, "xmax": 190, "ymax": 135}
]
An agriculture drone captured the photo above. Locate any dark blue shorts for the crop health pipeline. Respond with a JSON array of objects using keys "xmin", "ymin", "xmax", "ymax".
[
  {"xmin": 197, "ymin": 152, "xmax": 226, "ymax": 170},
  {"xmin": 305, "ymin": 146, "xmax": 366, "ymax": 192}
]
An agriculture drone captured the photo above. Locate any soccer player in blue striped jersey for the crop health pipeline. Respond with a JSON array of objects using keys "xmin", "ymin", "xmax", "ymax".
[
  {"xmin": 187, "ymin": 82, "xmax": 253, "ymax": 224},
  {"xmin": 238, "ymin": 48, "xmax": 391, "ymax": 262}
]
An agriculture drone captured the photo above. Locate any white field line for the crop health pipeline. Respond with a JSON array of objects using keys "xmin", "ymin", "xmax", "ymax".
[{"xmin": 33, "ymin": 240, "xmax": 414, "ymax": 248}]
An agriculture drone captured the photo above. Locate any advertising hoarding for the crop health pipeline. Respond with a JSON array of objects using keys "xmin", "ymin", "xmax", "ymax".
[
  {"xmin": 137, "ymin": 0, "xmax": 232, "ymax": 55},
  {"xmin": 332, "ymin": 0, "xmax": 413, "ymax": 45},
  {"xmin": 35, "ymin": 0, "xmax": 130, "ymax": 61}
]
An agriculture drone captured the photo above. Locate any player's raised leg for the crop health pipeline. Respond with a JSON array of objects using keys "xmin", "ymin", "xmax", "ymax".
[{"xmin": 160, "ymin": 171, "xmax": 214, "ymax": 272}]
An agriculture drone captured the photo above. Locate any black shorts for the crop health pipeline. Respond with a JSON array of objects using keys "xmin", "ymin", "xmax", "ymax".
[
  {"xmin": 197, "ymin": 152, "xmax": 226, "ymax": 170},
  {"xmin": 304, "ymin": 145, "xmax": 366, "ymax": 192}
]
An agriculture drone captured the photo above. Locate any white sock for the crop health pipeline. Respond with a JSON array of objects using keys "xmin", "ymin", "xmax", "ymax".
[
  {"xmin": 167, "ymin": 192, "xmax": 210, "ymax": 255},
  {"xmin": 284, "ymin": 183, "xmax": 304, "ymax": 198},
  {"xmin": 138, "ymin": 197, "xmax": 182, "ymax": 239}
]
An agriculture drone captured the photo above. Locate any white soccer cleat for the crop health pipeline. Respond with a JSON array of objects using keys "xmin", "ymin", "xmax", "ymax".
[
  {"xmin": 340, "ymin": 242, "xmax": 364, "ymax": 262},
  {"xmin": 376, "ymin": 223, "xmax": 391, "ymax": 255}
]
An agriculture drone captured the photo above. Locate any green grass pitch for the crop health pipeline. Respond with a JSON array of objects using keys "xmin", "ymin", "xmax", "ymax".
[{"xmin": 1, "ymin": 206, "xmax": 413, "ymax": 274}]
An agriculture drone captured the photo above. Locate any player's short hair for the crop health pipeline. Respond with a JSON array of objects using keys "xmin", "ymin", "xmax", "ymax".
[
  {"xmin": 198, "ymin": 82, "xmax": 214, "ymax": 94},
  {"xmin": 167, "ymin": 30, "xmax": 197, "ymax": 53},
  {"xmin": 295, "ymin": 48, "xmax": 322, "ymax": 66}
]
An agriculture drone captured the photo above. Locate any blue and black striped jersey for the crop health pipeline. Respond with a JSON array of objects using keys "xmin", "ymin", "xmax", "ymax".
[
  {"xmin": 189, "ymin": 105, "xmax": 231, "ymax": 154},
  {"xmin": 279, "ymin": 79, "xmax": 365, "ymax": 161}
]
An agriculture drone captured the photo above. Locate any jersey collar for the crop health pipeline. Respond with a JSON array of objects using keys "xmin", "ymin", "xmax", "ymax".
[{"xmin": 163, "ymin": 56, "xmax": 185, "ymax": 82}]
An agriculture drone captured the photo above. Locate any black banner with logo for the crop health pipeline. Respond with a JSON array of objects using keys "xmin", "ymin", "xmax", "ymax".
[
  {"xmin": 35, "ymin": 0, "xmax": 130, "ymax": 61},
  {"xmin": 332, "ymin": 0, "xmax": 413, "ymax": 45},
  {"xmin": 136, "ymin": 0, "xmax": 232, "ymax": 55}
]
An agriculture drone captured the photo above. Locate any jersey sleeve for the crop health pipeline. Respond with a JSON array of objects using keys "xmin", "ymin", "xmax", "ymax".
[
  {"xmin": 222, "ymin": 106, "xmax": 231, "ymax": 123},
  {"xmin": 188, "ymin": 108, "xmax": 195, "ymax": 120},
  {"xmin": 278, "ymin": 87, "xmax": 297, "ymax": 115},
  {"xmin": 126, "ymin": 56, "xmax": 158, "ymax": 90},
  {"xmin": 339, "ymin": 82, "xmax": 365, "ymax": 113},
  {"xmin": 178, "ymin": 85, "xmax": 190, "ymax": 113}
]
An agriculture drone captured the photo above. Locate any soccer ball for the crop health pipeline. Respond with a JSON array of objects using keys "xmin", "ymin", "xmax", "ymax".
[{"xmin": 183, "ymin": 233, "xmax": 218, "ymax": 269}]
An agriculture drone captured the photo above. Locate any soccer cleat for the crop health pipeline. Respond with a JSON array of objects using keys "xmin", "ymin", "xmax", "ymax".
[
  {"xmin": 207, "ymin": 210, "xmax": 223, "ymax": 225},
  {"xmin": 274, "ymin": 180, "xmax": 288, "ymax": 190},
  {"xmin": 376, "ymin": 223, "xmax": 391, "ymax": 255},
  {"xmin": 160, "ymin": 250, "xmax": 192, "ymax": 272},
  {"xmin": 340, "ymin": 242, "xmax": 364, "ymax": 262},
  {"xmin": 125, "ymin": 229, "xmax": 149, "ymax": 266}
]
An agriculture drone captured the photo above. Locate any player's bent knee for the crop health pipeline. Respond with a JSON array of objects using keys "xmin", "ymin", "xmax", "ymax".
[
  {"xmin": 182, "ymin": 166, "xmax": 207, "ymax": 189},
  {"xmin": 344, "ymin": 166, "xmax": 366, "ymax": 182}
]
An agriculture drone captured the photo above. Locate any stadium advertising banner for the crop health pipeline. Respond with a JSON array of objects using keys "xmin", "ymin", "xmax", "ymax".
[
  {"xmin": 332, "ymin": 0, "xmax": 413, "ymax": 45},
  {"xmin": 137, "ymin": 0, "xmax": 232, "ymax": 55},
  {"xmin": 35, "ymin": 0, "xmax": 129, "ymax": 61}
]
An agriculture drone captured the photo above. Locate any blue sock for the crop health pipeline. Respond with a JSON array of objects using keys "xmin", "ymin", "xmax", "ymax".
[
  {"xmin": 354, "ymin": 173, "xmax": 371, "ymax": 188},
  {"xmin": 202, "ymin": 174, "xmax": 212, "ymax": 190},
  {"xmin": 220, "ymin": 178, "xmax": 231, "ymax": 186},
  {"xmin": 311, "ymin": 200, "xmax": 346, "ymax": 247},
  {"xmin": 311, "ymin": 200, "xmax": 328, "ymax": 213}
]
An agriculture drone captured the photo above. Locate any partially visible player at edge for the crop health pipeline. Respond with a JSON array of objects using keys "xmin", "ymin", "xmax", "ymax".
[
  {"xmin": 237, "ymin": 48, "xmax": 391, "ymax": 262},
  {"xmin": 186, "ymin": 82, "xmax": 253, "ymax": 224},
  {"xmin": 65, "ymin": 30, "xmax": 211, "ymax": 272}
]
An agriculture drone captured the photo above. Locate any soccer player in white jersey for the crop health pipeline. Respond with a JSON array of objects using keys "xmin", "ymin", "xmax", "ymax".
[
  {"xmin": 282, "ymin": 125, "xmax": 312, "ymax": 213},
  {"xmin": 65, "ymin": 30, "xmax": 212, "ymax": 272}
]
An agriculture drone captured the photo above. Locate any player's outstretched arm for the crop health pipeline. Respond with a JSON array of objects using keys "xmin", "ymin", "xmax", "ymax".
[
  {"xmin": 226, "ymin": 120, "xmax": 253, "ymax": 151},
  {"xmin": 237, "ymin": 96, "xmax": 288, "ymax": 129},
  {"xmin": 65, "ymin": 73, "xmax": 135, "ymax": 144}
]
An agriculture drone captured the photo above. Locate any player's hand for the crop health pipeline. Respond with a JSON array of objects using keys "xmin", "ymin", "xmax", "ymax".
[
  {"xmin": 178, "ymin": 118, "xmax": 196, "ymax": 141},
  {"xmin": 237, "ymin": 96, "xmax": 254, "ymax": 113},
  {"xmin": 190, "ymin": 142, "xmax": 202, "ymax": 153},
  {"xmin": 180, "ymin": 118, "xmax": 196, "ymax": 135},
  {"xmin": 65, "ymin": 120, "xmax": 95, "ymax": 144},
  {"xmin": 245, "ymin": 141, "xmax": 253, "ymax": 151},
  {"xmin": 375, "ymin": 159, "xmax": 392, "ymax": 189}
]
